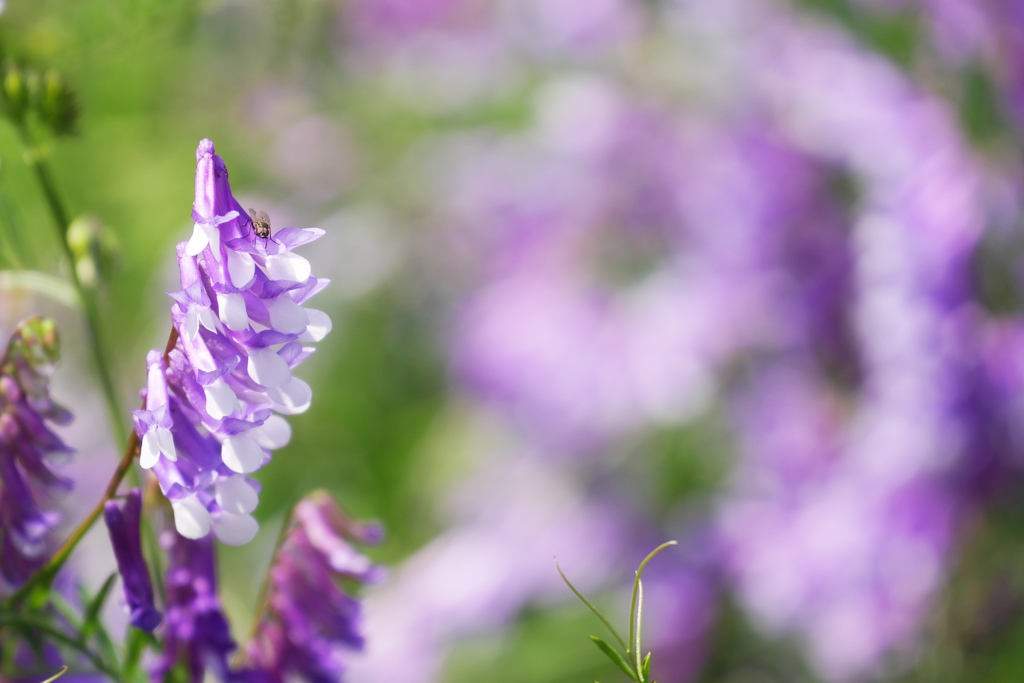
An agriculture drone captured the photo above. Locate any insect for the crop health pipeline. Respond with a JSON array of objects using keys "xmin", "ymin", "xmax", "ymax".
[{"xmin": 247, "ymin": 208, "xmax": 272, "ymax": 240}]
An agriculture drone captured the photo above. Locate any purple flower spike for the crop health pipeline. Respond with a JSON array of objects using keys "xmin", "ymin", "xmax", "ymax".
[
  {"xmin": 0, "ymin": 318, "xmax": 73, "ymax": 590},
  {"xmin": 103, "ymin": 489, "xmax": 161, "ymax": 632},
  {"xmin": 153, "ymin": 530, "xmax": 237, "ymax": 683},
  {"xmin": 240, "ymin": 491, "xmax": 383, "ymax": 683},
  {"xmin": 136, "ymin": 139, "xmax": 331, "ymax": 545}
]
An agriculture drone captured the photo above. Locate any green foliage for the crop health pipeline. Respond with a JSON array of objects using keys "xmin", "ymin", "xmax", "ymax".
[
  {"xmin": 590, "ymin": 636, "xmax": 639, "ymax": 682},
  {"xmin": 559, "ymin": 542, "xmax": 677, "ymax": 683}
]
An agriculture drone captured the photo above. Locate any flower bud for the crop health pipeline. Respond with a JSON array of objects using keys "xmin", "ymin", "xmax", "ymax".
[
  {"xmin": 68, "ymin": 215, "xmax": 120, "ymax": 288},
  {"xmin": 2, "ymin": 64, "xmax": 28, "ymax": 123},
  {"xmin": 104, "ymin": 490, "xmax": 162, "ymax": 632},
  {"xmin": 34, "ymin": 69, "xmax": 79, "ymax": 136}
]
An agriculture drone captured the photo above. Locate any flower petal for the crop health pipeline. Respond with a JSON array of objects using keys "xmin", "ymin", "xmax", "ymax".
[
  {"xmin": 265, "ymin": 251, "xmax": 312, "ymax": 282},
  {"xmin": 198, "ymin": 306, "xmax": 218, "ymax": 332},
  {"xmin": 249, "ymin": 414, "xmax": 292, "ymax": 449},
  {"xmin": 215, "ymin": 475, "xmax": 259, "ymax": 514},
  {"xmin": 185, "ymin": 308, "xmax": 200, "ymax": 341},
  {"xmin": 185, "ymin": 223, "xmax": 209, "ymax": 256},
  {"xmin": 298, "ymin": 309, "xmax": 332, "ymax": 342},
  {"xmin": 203, "ymin": 379, "xmax": 241, "ymax": 420},
  {"xmin": 265, "ymin": 296, "xmax": 309, "ymax": 335},
  {"xmin": 140, "ymin": 430, "xmax": 161, "ymax": 469},
  {"xmin": 247, "ymin": 346, "xmax": 291, "ymax": 388},
  {"xmin": 212, "ymin": 511, "xmax": 259, "ymax": 546},
  {"xmin": 155, "ymin": 427, "xmax": 177, "ymax": 462},
  {"xmin": 267, "ymin": 377, "xmax": 312, "ymax": 415},
  {"xmin": 171, "ymin": 496, "xmax": 211, "ymax": 539},
  {"xmin": 227, "ymin": 249, "xmax": 256, "ymax": 288},
  {"xmin": 217, "ymin": 292, "xmax": 249, "ymax": 332},
  {"xmin": 221, "ymin": 434, "xmax": 265, "ymax": 474}
]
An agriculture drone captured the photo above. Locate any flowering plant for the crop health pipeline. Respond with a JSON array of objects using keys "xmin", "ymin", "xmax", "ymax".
[{"xmin": 0, "ymin": 67, "xmax": 380, "ymax": 681}]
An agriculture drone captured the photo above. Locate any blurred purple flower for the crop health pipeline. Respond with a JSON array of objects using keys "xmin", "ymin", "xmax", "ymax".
[
  {"xmin": 153, "ymin": 530, "xmax": 237, "ymax": 683},
  {"xmin": 0, "ymin": 318, "xmax": 73, "ymax": 589},
  {"xmin": 712, "ymin": 4, "xmax": 986, "ymax": 678},
  {"xmin": 240, "ymin": 491, "xmax": 383, "ymax": 683},
  {"xmin": 449, "ymin": 77, "xmax": 836, "ymax": 450},
  {"xmin": 135, "ymin": 139, "xmax": 331, "ymax": 545},
  {"xmin": 719, "ymin": 371, "xmax": 957, "ymax": 680},
  {"xmin": 103, "ymin": 488, "xmax": 161, "ymax": 631}
]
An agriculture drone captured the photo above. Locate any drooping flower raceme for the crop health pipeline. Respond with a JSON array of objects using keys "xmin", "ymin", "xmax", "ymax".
[
  {"xmin": 153, "ymin": 529, "xmax": 238, "ymax": 683},
  {"xmin": 103, "ymin": 488, "xmax": 161, "ymax": 632},
  {"xmin": 240, "ymin": 491, "xmax": 383, "ymax": 683},
  {"xmin": 134, "ymin": 139, "xmax": 331, "ymax": 545},
  {"xmin": 0, "ymin": 317, "xmax": 73, "ymax": 590}
]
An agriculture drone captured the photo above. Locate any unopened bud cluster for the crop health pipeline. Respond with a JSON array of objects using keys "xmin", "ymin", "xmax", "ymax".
[
  {"xmin": 67, "ymin": 214, "xmax": 122, "ymax": 288},
  {"xmin": 1, "ymin": 62, "xmax": 80, "ymax": 136}
]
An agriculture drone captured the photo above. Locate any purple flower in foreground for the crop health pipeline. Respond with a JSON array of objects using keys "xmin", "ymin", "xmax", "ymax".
[
  {"xmin": 103, "ymin": 489, "xmax": 161, "ymax": 631},
  {"xmin": 0, "ymin": 317, "xmax": 72, "ymax": 589},
  {"xmin": 240, "ymin": 491, "xmax": 383, "ymax": 683},
  {"xmin": 135, "ymin": 139, "xmax": 331, "ymax": 545},
  {"xmin": 153, "ymin": 530, "xmax": 237, "ymax": 683}
]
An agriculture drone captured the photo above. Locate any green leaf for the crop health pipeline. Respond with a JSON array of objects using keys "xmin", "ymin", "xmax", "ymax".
[
  {"xmin": 47, "ymin": 592, "xmax": 83, "ymax": 632},
  {"xmin": 628, "ymin": 542, "xmax": 677, "ymax": 668},
  {"xmin": 122, "ymin": 625, "xmax": 158, "ymax": 678},
  {"xmin": 80, "ymin": 573, "xmax": 117, "ymax": 641},
  {"xmin": 589, "ymin": 636, "xmax": 638, "ymax": 682},
  {"xmin": 633, "ymin": 579, "xmax": 644, "ymax": 674},
  {"xmin": 641, "ymin": 652, "xmax": 651, "ymax": 682},
  {"xmin": 555, "ymin": 558, "xmax": 629, "ymax": 652}
]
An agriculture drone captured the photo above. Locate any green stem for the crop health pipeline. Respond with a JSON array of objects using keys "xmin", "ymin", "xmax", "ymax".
[
  {"xmin": 15, "ymin": 128, "xmax": 127, "ymax": 448},
  {"xmin": 634, "ymin": 579, "xmax": 643, "ymax": 678},
  {"xmin": 627, "ymin": 541, "xmax": 677, "ymax": 661}
]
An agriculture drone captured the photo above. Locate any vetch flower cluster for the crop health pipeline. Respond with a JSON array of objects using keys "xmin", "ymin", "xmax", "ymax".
[
  {"xmin": 134, "ymin": 139, "xmax": 331, "ymax": 545},
  {"xmin": 153, "ymin": 530, "xmax": 238, "ymax": 682},
  {"xmin": 240, "ymin": 491, "xmax": 383, "ymax": 682},
  {"xmin": 0, "ymin": 317, "xmax": 73, "ymax": 589}
]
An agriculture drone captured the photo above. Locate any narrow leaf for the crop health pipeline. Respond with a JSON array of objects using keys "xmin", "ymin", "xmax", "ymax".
[
  {"xmin": 48, "ymin": 592, "xmax": 83, "ymax": 632},
  {"xmin": 641, "ymin": 652, "xmax": 651, "ymax": 682},
  {"xmin": 122, "ymin": 625, "xmax": 158, "ymax": 678},
  {"xmin": 80, "ymin": 573, "xmax": 117, "ymax": 641},
  {"xmin": 556, "ymin": 558, "xmax": 629, "ymax": 652},
  {"xmin": 633, "ymin": 579, "xmax": 644, "ymax": 674},
  {"xmin": 628, "ymin": 542, "xmax": 677, "ymax": 663},
  {"xmin": 590, "ymin": 636, "xmax": 638, "ymax": 682}
]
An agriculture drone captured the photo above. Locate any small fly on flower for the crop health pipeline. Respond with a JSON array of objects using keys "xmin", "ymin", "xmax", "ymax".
[{"xmin": 247, "ymin": 208, "xmax": 272, "ymax": 240}]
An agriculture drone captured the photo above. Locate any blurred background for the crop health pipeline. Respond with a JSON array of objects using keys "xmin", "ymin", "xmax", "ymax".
[{"xmin": 2, "ymin": 0, "xmax": 1024, "ymax": 681}]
